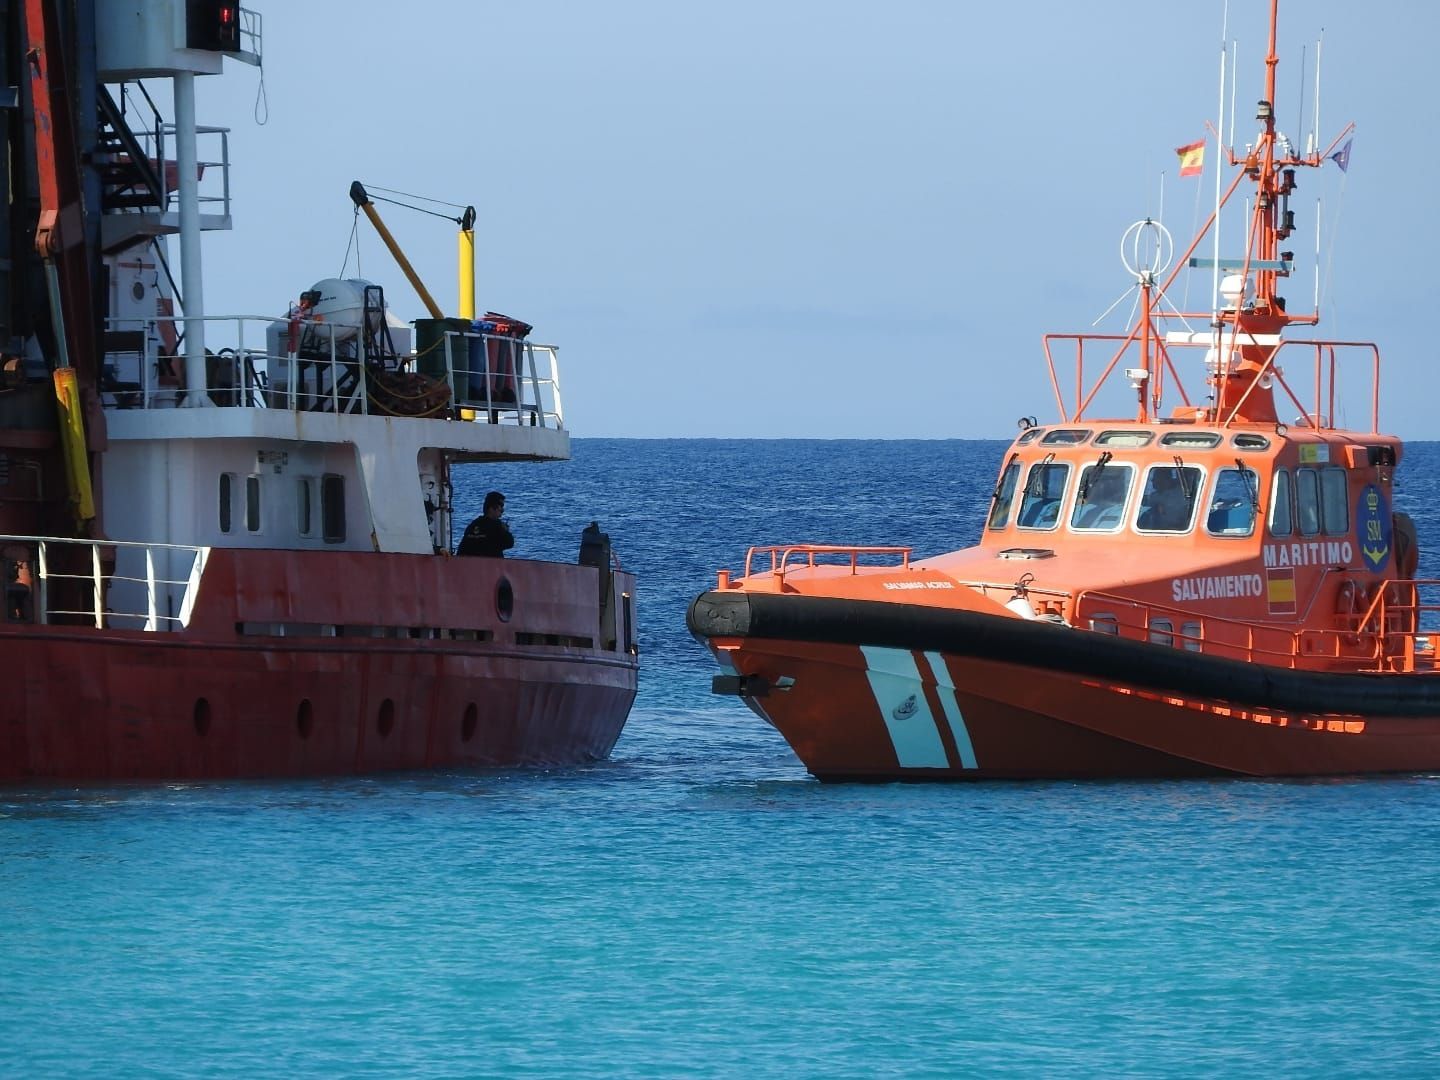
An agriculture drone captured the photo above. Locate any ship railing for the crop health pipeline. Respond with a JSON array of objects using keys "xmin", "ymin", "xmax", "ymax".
[
  {"xmin": 111, "ymin": 118, "xmax": 233, "ymax": 224},
  {"xmin": 1043, "ymin": 332, "xmax": 1382, "ymax": 432},
  {"xmin": 1, "ymin": 534, "xmax": 208, "ymax": 632},
  {"xmin": 99, "ymin": 315, "xmax": 564, "ymax": 427},
  {"xmin": 434, "ymin": 327, "xmax": 565, "ymax": 428},
  {"xmin": 1075, "ymin": 579, "xmax": 1440, "ymax": 674},
  {"xmin": 742, "ymin": 545, "xmax": 912, "ymax": 585}
]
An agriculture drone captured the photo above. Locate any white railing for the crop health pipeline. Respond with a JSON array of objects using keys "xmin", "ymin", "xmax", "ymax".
[
  {"xmin": 100, "ymin": 315, "xmax": 564, "ymax": 428},
  {"xmin": 437, "ymin": 328, "xmax": 565, "ymax": 428},
  {"xmin": 3, "ymin": 534, "xmax": 207, "ymax": 632},
  {"xmin": 114, "ymin": 124, "xmax": 232, "ymax": 223}
]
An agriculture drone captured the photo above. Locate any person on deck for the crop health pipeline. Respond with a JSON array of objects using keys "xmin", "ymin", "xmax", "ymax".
[{"xmin": 457, "ymin": 491, "xmax": 515, "ymax": 557}]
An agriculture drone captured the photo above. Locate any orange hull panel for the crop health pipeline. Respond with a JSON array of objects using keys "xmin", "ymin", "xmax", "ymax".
[{"xmin": 718, "ymin": 637, "xmax": 1440, "ymax": 781}]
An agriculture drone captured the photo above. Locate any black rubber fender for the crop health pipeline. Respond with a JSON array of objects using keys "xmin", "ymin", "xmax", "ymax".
[{"xmin": 687, "ymin": 590, "xmax": 1440, "ymax": 719}]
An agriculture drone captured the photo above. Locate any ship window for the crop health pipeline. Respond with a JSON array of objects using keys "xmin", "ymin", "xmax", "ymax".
[
  {"xmin": 1016, "ymin": 462, "xmax": 1070, "ymax": 530},
  {"xmin": 1016, "ymin": 428, "xmax": 1042, "ymax": 445},
  {"xmin": 219, "ymin": 472, "xmax": 234, "ymax": 533},
  {"xmin": 1269, "ymin": 468, "xmax": 1294, "ymax": 537},
  {"xmin": 297, "ymin": 477, "xmax": 315, "ymax": 537},
  {"xmin": 322, "ymin": 473, "xmax": 346, "ymax": 544},
  {"xmin": 1296, "ymin": 468, "xmax": 1321, "ymax": 536},
  {"xmin": 1137, "ymin": 465, "xmax": 1202, "ymax": 533},
  {"xmin": 1233, "ymin": 433, "xmax": 1271, "ymax": 451},
  {"xmin": 1089, "ymin": 613, "xmax": 1119, "ymax": 635},
  {"xmin": 1180, "ymin": 620, "xmax": 1203, "ymax": 652},
  {"xmin": 1094, "ymin": 430, "xmax": 1154, "ymax": 447},
  {"xmin": 987, "ymin": 460, "xmax": 1022, "ymax": 530},
  {"xmin": 1149, "ymin": 618, "xmax": 1174, "ymax": 647},
  {"xmin": 245, "ymin": 475, "xmax": 262, "ymax": 533},
  {"xmin": 1206, "ymin": 467, "xmax": 1258, "ymax": 537},
  {"xmin": 1070, "ymin": 463, "xmax": 1134, "ymax": 531},
  {"xmin": 1160, "ymin": 431, "xmax": 1222, "ymax": 449},
  {"xmin": 1040, "ymin": 429, "xmax": 1091, "ymax": 446},
  {"xmin": 1320, "ymin": 466, "xmax": 1350, "ymax": 535}
]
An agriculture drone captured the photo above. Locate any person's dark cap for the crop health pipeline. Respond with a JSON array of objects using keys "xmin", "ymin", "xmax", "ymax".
[{"xmin": 484, "ymin": 491, "xmax": 505, "ymax": 511}]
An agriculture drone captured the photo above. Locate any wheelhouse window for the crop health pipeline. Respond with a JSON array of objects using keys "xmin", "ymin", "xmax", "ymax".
[
  {"xmin": 245, "ymin": 475, "xmax": 262, "ymax": 533},
  {"xmin": 1070, "ymin": 463, "xmax": 1134, "ymax": 531},
  {"xmin": 1040, "ymin": 429, "xmax": 1091, "ymax": 446},
  {"xmin": 1137, "ymin": 465, "xmax": 1202, "ymax": 533},
  {"xmin": 1016, "ymin": 462, "xmax": 1070, "ymax": 530},
  {"xmin": 321, "ymin": 474, "xmax": 346, "ymax": 544},
  {"xmin": 1296, "ymin": 468, "xmax": 1321, "ymax": 536},
  {"xmin": 1161, "ymin": 431, "xmax": 1222, "ymax": 449},
  {"xmin": 1269, "ymin": 468, "xmax": 1294, "ymax": 537},
  {"xmin": 1206, "ymin": 467, "xmax": 1260, "ymax": 537},
  {"xmin": 1094, "ymin": 430, "xmax": 1153, "ymax": 447},
  {"xmin": 987, "ymin": 460, "xmax": 1022, "ymax": 530},
  {"xmin": 219, "ymin": 472, "xmax": 235, "ymax": 533},
  {"xmin": 1320, "ymin": 466, "xmax": 1350, "ymax": 535}
]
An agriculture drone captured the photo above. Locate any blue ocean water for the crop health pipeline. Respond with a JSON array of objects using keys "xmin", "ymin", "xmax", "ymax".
[{"xmin": 5, "ymin": 439, "xmax": 1440, "ymax": 1077}]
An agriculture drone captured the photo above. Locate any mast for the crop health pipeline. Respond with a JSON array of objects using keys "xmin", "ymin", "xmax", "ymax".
[{"xmin": 1209, "ymin": 0, "xmax": 1314, "ymax": 426}]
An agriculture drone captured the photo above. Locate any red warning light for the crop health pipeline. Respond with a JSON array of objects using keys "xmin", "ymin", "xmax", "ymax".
[{"xmin": 186, "ymin": 0, "xmax": 241, "ymax": 52}]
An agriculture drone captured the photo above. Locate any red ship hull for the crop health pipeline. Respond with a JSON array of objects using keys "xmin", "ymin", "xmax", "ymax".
[{"xmin": 1, "ymin": 548, "xmax": 638, "ymax": 783}]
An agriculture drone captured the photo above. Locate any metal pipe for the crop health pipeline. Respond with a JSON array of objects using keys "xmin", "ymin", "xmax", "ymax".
[{"xmin": 174, "ymin": 72, "xmax": 213, "ymax": 406}]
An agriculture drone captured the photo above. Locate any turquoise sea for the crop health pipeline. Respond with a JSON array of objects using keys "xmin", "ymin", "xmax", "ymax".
[{"xmin": 5, "ymin": 439, "xmax": 1440, "ymax": 1077}]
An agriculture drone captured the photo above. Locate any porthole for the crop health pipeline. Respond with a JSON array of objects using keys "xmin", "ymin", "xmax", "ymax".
[
  {"xmin": 297, "ymin": 698, "xmax": 314, "ymax": 739},
  {"xmin": 193, "ymin": 697, "xmax": 212, "ymax": 736},
  {"xmin": 496, "ymin": 578, "xmax": 514, "ymax": 622},
  {"xmin": 377, "ymin": 698, "xmax": 395, "ymax": 739},
  {"xmin": 461, "ymin": 703, "xmax": 478, "ymax": 743}
]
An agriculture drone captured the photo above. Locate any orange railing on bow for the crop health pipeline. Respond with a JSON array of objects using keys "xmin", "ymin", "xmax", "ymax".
[{"xmin": 742, "ymin": 544, "xmax": 912, "ymax": 585}]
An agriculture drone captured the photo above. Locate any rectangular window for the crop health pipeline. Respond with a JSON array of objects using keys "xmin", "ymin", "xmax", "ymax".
[
  {"xmin": 1206, "ymin": 467, "xmax": 1259, "ymax": 537},
  {"xmin": 1269, "ymin": 468, "xmax": 1293, "ymax": 537},
  {"xmin": 297, "ymin": 477, "xmax": 314, "ymax": 538},
  {"xmin": 245, "ymin": 475, "xmax": 262, "ymax": 533},
  {"xmin": 1296, "ymin": 468, "xmax": 1321, "ymax": 536},
  {"xmin": 1320, "ymin": 467, "xmax": 1349, "ymax": 535},
  {"xmin": 1016, "ymin": 462, "xmax": 1070, "ymax": 531},
  {"xmin": 321, "ymin": 473, "xmax": 346, "ymax": 544},
  {"xmin": 1137, "ymin": 465, "xmax": 1201, "ymax": 533},
  {"xmin": 1180, "ymin": 621, "xmax": 1203, "ymax": 652},
  {"xmin": 987, "ymin": 460, "xmax": 1021, "ymax": 530},
  {"xmin": 1070, "ymin": 463, "xmax": 1134, "ymax": 531},
  {"xmin": 219, "ymin": 472, "xmax": 234, "ymax": 533}
]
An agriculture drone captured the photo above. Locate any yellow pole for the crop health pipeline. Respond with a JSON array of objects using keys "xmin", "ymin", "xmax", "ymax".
[
  {"xmin": 458, "ymin": 205, "xmax": 476, "ymax": 321},
  {"xmin": 53, "ymin": 368, "xmax": 95, "ymax": 525},
  {"xmin": 349, "ymin": 181, "xmax": 445, "ymax": 319}
]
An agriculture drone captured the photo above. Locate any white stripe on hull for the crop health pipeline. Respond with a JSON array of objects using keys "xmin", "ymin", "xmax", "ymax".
[
  {"xmin": 923, "ymin": 651, "xmax": 978, "ymax": 769},
  {"xmin": 860, "ymin": 645, "xmax": 948, "ymax": 769}
]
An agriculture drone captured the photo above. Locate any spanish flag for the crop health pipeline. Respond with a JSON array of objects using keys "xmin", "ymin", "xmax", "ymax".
[{"xmin": 1176, "ymin": 139, "xmax": 1205, "ymax": 177}]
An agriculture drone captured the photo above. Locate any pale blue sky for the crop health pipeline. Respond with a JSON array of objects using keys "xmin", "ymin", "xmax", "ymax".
[{"xmin": 192, "ymin": 0, "xmax": 1439, "ymax": 438}]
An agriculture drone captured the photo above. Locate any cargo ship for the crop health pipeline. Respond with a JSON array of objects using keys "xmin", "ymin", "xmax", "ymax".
[{"xmin": 0, "ymin": 1, "xmax": 637, "ymax": 781}]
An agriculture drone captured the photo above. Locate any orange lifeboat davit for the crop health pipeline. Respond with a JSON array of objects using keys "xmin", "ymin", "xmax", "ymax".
[{"xmin": 688, "ymin": 0, "xmax": 1440, "ymax": 782}]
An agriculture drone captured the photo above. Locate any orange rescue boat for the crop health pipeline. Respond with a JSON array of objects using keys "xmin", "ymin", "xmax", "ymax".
[{"xmin": 688, "ymin": 1, "xmax": 1440, "ymax": 780}]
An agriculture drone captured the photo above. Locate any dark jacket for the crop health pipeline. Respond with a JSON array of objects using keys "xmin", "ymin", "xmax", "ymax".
[{"xmin": 457, "ymin": 515, "xmax": 514, "ymax": 557}]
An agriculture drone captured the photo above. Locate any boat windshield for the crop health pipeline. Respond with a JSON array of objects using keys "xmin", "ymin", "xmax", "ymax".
[
  {"xmin": 1071, "ymin": 462, "xmax": 1134, "ymax": 531},
  {"xmin": 1016, "ymin": 461, "xmax": 1069, "ymax": 530},
  {"xmin": 1137, "ymin": 465, "xmax": 1202, "ymax": 533},
  {"xmin": 1206, "ymin": 467, "xmax": 1260, "ymax": 537},
  {"xmin": 987, "ymin": 458, "xmax": 1022, "ymax": 529}
]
